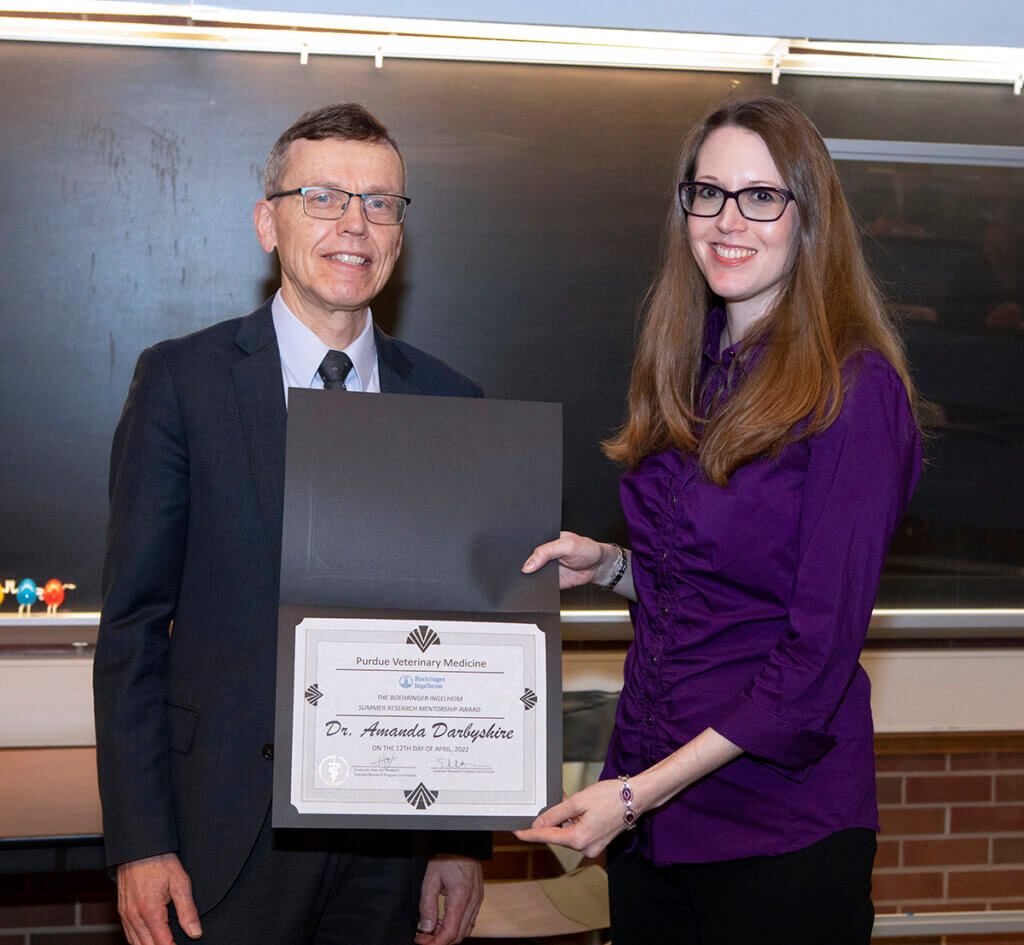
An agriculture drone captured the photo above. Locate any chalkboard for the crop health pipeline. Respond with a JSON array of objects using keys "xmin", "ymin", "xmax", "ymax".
[{"xmin": 0, "ymin": 40, "xmax": 1021, "ymax": 610}]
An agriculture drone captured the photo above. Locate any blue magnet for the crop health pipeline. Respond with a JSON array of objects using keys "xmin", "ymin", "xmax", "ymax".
[{"xmin": 16, "ymin": 579, "xmax": 38, "ymax": 606}]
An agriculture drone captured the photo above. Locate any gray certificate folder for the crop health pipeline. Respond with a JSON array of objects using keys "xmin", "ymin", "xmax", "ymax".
[{"xmin": 274, "ymin": 390, "xmax": 563, "ymax": 830}]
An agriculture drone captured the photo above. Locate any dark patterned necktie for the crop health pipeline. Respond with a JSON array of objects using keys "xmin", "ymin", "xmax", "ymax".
[{"xmin": 318, "ymin": 350, "xmax": 353, "ymax": 391}]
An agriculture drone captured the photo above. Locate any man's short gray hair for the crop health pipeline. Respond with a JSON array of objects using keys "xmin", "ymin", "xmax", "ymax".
[{"xmin": 264, "ymin": 102, "xmax": 404, "ymax": 197}]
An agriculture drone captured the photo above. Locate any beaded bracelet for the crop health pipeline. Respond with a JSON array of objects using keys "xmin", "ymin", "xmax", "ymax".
[
  {"xmin": 617, "ymin": 774, "xmax": 637, "ymax": 830},
  {"xmin": 598, "ymin": 543, "xmax": 628, "ymax": 591}
]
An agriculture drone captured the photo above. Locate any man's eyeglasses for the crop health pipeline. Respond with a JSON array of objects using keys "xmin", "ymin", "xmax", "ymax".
[
  {"xmin": 268, "ymin": 186, "xmax": 411, "ymax": 225},
  {"xmin": 679, "ymin": 182, "xmax": 795, "ymax": 222}
]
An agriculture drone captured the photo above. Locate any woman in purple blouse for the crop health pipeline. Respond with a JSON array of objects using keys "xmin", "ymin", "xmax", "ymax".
[{"xmin": 518, "ymin": 96, "xmax": 922, "ymax": 944}]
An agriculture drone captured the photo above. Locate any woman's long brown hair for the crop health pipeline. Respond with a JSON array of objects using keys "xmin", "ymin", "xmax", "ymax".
[{"xmin": 604, "ymin": 95, "xmax": 917, "ymax": 484}]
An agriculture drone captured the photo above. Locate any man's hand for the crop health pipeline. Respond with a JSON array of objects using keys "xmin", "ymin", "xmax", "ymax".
[
  {"xmin": 116, "ymin": 853, "xmax": 202, "ymax": 945},
  {"xmin": 415, "ymin": 854, "xmax": 484, "ymax": 945}
]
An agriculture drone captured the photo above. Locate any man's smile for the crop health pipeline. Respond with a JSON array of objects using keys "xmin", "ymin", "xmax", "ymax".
[{"xmin": 324, "ymin": 252, "xmax": 370, "ymax": 266}]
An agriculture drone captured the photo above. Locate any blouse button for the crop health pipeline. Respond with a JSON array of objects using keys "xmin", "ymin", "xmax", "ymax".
[
  {"xmin": 650, "ymin": 655, "xmax": 658, "ymax": 665},
  {"xmin": 660, "ymin": 605, "xmax": 669, "ymax": 616},
  {"xmin": 671, "ymin": 495, "xmax": 678, "ymax": 506},
  {"xmin": 646, "ymin": 715, "xmax": 653, "ymax": 724},
  {"xmin": 661, "ymin": 551, "xmax": 668, "ymax": 561}
]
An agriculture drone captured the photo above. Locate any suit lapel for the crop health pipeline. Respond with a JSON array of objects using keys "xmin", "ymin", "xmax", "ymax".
[
  {"xmin": 375, "ymin": 325, "xmax": 419, "ymax": 395},
  {"xmin": 232, "ymin": 303, "xmax": 287, "ymax": 552}
]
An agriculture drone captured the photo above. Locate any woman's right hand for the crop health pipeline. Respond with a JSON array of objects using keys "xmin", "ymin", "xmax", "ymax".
[{"xmin": 522, "ymin": 531, "xmax": 617, "ymax": 590}]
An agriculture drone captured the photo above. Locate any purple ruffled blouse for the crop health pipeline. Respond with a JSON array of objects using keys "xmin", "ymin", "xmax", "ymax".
[{"xmin": 602, "ymin": 308, "xmax": 922, "ymax": 864}]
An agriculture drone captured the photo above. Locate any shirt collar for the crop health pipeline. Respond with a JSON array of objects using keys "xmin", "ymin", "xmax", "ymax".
[
  {"xmin": 701, "ymin": 306, "xmax": 769, "ymax": 371},
  {"xmin": 701, "ymin": 307, "xmax": 729, "ymax": 365},
  {"xmin": 271, "ymin": 290, "xmax": 377, "ymax": 391}
]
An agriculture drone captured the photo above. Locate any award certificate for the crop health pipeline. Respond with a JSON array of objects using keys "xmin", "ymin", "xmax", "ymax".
[{"xmin": 291, "ymin": 617, "xmax": 547, "ymax": 819}]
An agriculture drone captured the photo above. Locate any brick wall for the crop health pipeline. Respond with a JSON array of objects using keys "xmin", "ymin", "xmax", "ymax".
[
  {"xmin": 0, "ymin": 870, "xmax": 120, "ymax": 945},
  {"xmin": 872, "ymin": 736, "xmax": 1024, "ymax": 943},
  {"xmin": 3, "ymin": 735, "xmax": 1022, "ymax": 944}
]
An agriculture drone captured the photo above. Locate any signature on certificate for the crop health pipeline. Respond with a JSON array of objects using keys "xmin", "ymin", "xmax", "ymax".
[
  {"xmin": 433, "ymin": 759, "xmax": 491, "ymax": 771},
  {"xmin": 369, "ymin": 754, "xmax": 397, "ymax": 769}
]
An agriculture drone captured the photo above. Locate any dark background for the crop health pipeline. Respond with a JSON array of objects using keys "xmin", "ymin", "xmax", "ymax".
[{"xmin": 1, "ymin": 41, "xmax": 1021, "ymax": 611}]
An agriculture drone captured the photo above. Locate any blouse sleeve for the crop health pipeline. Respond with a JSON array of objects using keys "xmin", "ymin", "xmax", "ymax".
[{"xmin": 710, "ymin": 353, "xmax": 922, "ymax": 776}]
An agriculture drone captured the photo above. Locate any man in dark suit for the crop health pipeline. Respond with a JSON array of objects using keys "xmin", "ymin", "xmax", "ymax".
[{"xmin": 93, "ymin": 103, "xmax": 485, "ymax": 945}]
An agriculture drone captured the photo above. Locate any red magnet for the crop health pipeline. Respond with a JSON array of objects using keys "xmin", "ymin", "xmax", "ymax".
[{"xmin": 43, "ymin": 579, "xmax": 66, "ymax": 608}]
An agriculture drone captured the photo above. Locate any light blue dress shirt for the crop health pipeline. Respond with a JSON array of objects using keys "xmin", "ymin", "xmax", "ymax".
[{"xmin": 271, "ymin": 290, "xmax": 380, "ymax": 405}]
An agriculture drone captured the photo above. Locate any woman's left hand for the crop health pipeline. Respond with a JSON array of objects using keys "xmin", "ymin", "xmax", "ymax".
[{"xmin": 514, "ymin": 779, "xmax": 631, "ymax": 859}]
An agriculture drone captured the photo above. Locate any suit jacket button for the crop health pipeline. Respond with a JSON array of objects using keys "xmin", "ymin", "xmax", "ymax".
[{"xmin": 261, "ymin": 744, "xmax": 274, "ymax": 761}]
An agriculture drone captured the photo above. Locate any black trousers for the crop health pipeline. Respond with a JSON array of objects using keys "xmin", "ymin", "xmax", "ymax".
[
  {"xmin": 607, "ymin": 828, "xmax": 876, "ymax": 945},
  {"xmin": 170, "ymin": 808, "xmax": 428, "ymax": 945}
]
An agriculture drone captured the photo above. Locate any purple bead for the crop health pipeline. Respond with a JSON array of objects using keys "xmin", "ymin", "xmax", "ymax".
[{"xmin": 620, "ymin": 785, "xmax": 633, "ymax": 803}]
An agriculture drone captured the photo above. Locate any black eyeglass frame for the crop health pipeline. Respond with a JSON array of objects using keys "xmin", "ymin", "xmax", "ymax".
[
  {"xmin": 678, "ymin": 181, "xmax": 796, "ymax": 222},
  {"xmin": 268, "ymin": 186, "xmax": 411, "ymax": 225}
]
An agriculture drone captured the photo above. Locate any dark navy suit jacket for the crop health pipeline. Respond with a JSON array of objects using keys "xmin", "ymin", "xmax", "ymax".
[{"xmin": 93, "ymin": 301, "xmax": 485, "ymax": 912}]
